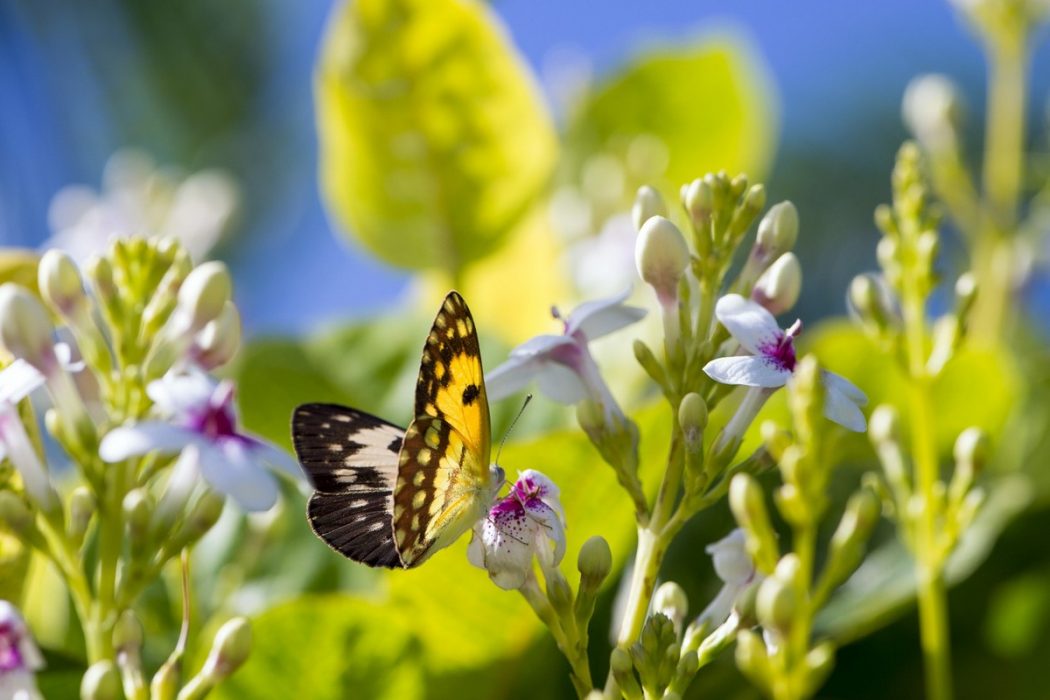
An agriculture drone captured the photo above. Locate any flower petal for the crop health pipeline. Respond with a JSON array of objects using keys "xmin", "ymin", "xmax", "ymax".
[
  {"xmin": 822, "ymin": 370, "xmax": 868, "ymax": 406},
  {"xmin": 485, "ymin": 355, "xmax": 541, "ymax": 401},
  {"xmin": 146, "ymin": 368, "xmax": 216, "ymax": 417},
  {"xmin": 823, "ymin": 381, "xmax": 868, "ymax": 432},
  {"xmin": 199, "ymin": 440, "xmax": 279, "ymax": 511},
  {"xmin": 703, "ymin": 356, "xmax": 791, "ymax": 388},
  {"xmin": 248, "ymin": 439, "xmax": 302, "ymax": 480},
  {"xmin": 705, "ymin": 529, "xmax": 755, "ymax": 584},
  {"xmin": 534, "ymin": 362, "xmax": 590, "ymax": 404},
  {"xmin": 0, "ymin": 359, "xmax": 45, "ymax": 404},
  {"xmin": 99, "ymin": 423, "xmax": 197, "ymax": 461},
  {"xmin": 714, "ymin": 294, "xmax": 783, "ymax": 356},
  {"xmin": 565, "ymin": 288, "xmax": 646, "ymax": 341},
  {"xmin": 473, "ymin": 506, "xmax": 533, "ymax": 590}
]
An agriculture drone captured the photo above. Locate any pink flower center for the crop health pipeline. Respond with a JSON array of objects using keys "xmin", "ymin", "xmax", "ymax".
[
  {"xmin": 0, "ymin": 623, "xmax": 25, "ymax": 673},
  {"xmin": 186, "ymin": 383, "xmax": 242, "ymax": 441},
  {"xmin": 758, "ymin": 320, "xmax": 802, "ymax": 373}
]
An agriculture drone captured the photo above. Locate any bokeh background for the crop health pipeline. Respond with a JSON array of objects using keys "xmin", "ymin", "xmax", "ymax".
[{"xmin": 2, "ymin": 1, "xmax": 1050, "ymax": 698}]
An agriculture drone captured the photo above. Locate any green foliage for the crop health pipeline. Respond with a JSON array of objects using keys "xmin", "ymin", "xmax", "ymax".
[
  {"xmin": 564, "ymin": 38, "xmax": 774, "ymax": 214},
  {"xmin": 315, "ymin": 0, "xmax": 558, "ymax": 277}
]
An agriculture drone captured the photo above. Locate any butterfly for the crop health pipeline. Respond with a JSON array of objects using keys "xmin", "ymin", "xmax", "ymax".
[{"xmin": 291, "ymin": 291, "xmax": 504, "ymax": 568}]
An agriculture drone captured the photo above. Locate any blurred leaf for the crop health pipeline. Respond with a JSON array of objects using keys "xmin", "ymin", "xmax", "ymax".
[
  {"xmin": 816, "ymin": 474, "xmax": 1033, "ymax": 642},
  {"xmin": 564, "ymin": 36, "xmax": 774, "ymax": 216},
  {"xmin": 984, "ymin": 570, "xmax": 1050, "ymax": 658},
  {"xmin": 316, "ymin": 0, "xmax": 558, "ymax": 276},
  {"xmin": 212, "ymin": 597, "xmax": 425, "ymax": 700},
  {"xmin": 418, "ymin": 208, "xmax": 571, "ymax": 345},
  {"xmin": 801, "ymin": 321, "xmax": 1022, "ymax": 454}
]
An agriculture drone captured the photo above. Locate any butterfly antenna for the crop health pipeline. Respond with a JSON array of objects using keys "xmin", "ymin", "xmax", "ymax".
[{"xmin": 495, "ymin": 394, "xmax": 533, "ymax": 467}]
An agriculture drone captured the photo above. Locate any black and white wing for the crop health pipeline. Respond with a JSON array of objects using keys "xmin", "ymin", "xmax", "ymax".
[{"xmin": 291, "ymin": 403, "xmax": 405, "ymax": 568}]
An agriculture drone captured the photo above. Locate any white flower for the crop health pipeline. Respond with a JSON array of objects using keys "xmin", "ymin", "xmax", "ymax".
[
  {"xmin": 0, "ymin": 600, "xmax": 44, "ymax": 700},
  {"xmin": 99, "ymin": 369, "xmax": 298, "ymax": 511},
  {"xmin": 0, "ymin": 361, "xmax": 55, "ymax": 510},
  {"xmin": 45, "ymin": 149, "xmax": 239, "ymax": 263},
  {"xmin": 485, "ymin": 289, "xmax": 645, "ymax": 418},
  {"xmin": 696, "ymin": 529, "xmax": 762, "ymax": 627},
  {"xmin": 703, "ymin": 295, "xmax": 868, "ymax": 432},
  {"xmin": 468, "ymin": 470, "xmax": 566, "ymax": 590}
]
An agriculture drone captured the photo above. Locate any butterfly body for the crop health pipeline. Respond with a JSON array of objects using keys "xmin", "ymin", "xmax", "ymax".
[{"xmin": 292, "ymin": 292, "xmax": 500, "ymax": 568}]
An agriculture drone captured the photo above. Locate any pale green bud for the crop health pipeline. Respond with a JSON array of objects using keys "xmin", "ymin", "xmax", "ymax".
[
  {"xmin": 734, "ymin": 629, "xmax": 769, "ymax": 684},
  {"xmin": 113, "ymin": 610, "xmax": 144, "ymax": 652},
  {"xmin": 678, "ymin": 393, "xmax": 708, "ymax": 446},
  {"xmin": 192, "ymin": 301, "xmax": 242, "ymax": 370},
  {"xmin": 954, "ymin": 427, "xmax": 988, "ymax": 472},
  {"xmin": 631, "ymin": 185, "xmax": 668, "ymax": 232},
  {"xmin": 916, "ymin": 230, "xmax": 939, "ymax": 270},
  {"xmin": 733, "ymin": 579, "xmax": 762, "ymax": 627},
  {"xmin": 848, "ymin": 273, "xmax": 900, "ymax": 335},
  {"xmin": 68, "ymin": 486, "xmax": 95, "ymax": 545},
  {"xmin": 176, "ymin": 261, "xmax": 231, "ymax": 333},
  {"xmin": 81, "ymin": 660, "xmax": 121, "ymax": 700},
  {"xmin": 729, "ymin": 474, "xmax": 779, "ymax": 574},
  {"xmin": 902, "ymin": 74, "xmax": 963, "ymax": 152},
  {"xmin": 823, "ymin": 490, "xmax": 881, "ymax": 591},
  {"xmin": 0, "ymin": 491, "xmax": 41, "ymax": 547},
  {"xmin": 150, "ymin": 660, "xmax": 180, "ymax": 700},
  {"xmin": 742, "ymin": 184, "xmax": 767, "ymax": 220},
  {"xmin": 756, "ymin": 202, "xmax": 798, "ymax": 257},
  {"xmin": 876, "ymin": 236, "xmax": 899, "ymax": 271},
  {"xmin": 684, "ymin": 178, "xmax": 714, "ymax": 226},
  {"xmin": 632, "ymin": 339, "xmax": 667, "ymax": 391},
  {"xmin": 802, "ymin": 641, "xmax": 836, "ymax": 697},
  {"xmin": 868, "ymin": 404, "xmax": 901, "ymax": 445},
  {"xmin": 636, "ymin": 216, "xmax": 690, "ymax": 305},
  {"xmin": 653, "ymin": 581, "xmax": 689, "ymax": 633},
  {"xmin": 38, "ymin": 249, "xmax": 87, "ymax": 315},
  {"xmin": 730, "ymin": 173, "xmax": 749, "ymax": 198},
  {"xmin": 578, "ymin": 535, "xmax": 612, "ymax": 590},
  {"xmin": 201, "ymin": 617, "xmax": 252, "ymax": 681},
  {"xmin": 756, "ymin": 575, "xmax": 796, "ymax": 636},
  {"xmin": 610, "ymin": 646, "xmax": 634, "ymax": 674},
  {"xmin": 609, "ymin": 647, "xmax": 642, "ymax": 700},
  {"xmin": 751, "ymin": 252, "xmax": 801, "ymax": 315},
  {"xmin": 955, "ymin": 272, "xmax": 977, "ymax": 312},
  {"xmin": 170, "ymin": 491, "xmax": 225, "ymax": 552},
  {"xmin": 546, "ymin": 570, "xmax": 574, "ymax": 618},
  {"xmin": 0, "ymin": 283, "xmax": 56, "ymax": 371},
  {"xmin": 123, "ymin": 488, "xmax": 151, "ymax": 555}
]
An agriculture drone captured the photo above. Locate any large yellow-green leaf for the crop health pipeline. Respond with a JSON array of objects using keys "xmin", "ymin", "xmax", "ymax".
[
  {"xmin": 564, "ymin": 36, "xmax": 775, "ymax": 207},
  {"xmin": 316, "ymin": 0, "xmax": 558, "ymax": 276}
]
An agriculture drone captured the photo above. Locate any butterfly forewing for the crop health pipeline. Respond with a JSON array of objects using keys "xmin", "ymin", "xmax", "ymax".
[
  {"xmin": 292, "ymin": 404, "xmax": 404, "ymax": 568},
  {"xmin": 413, "ymin": 292, "xmax": 491, "ymax": 467}
]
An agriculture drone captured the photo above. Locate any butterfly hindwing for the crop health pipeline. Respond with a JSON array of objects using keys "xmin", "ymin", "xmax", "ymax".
[{"xmin": 292, "ymin": 403, "xmax": 404, "ymax": 568}]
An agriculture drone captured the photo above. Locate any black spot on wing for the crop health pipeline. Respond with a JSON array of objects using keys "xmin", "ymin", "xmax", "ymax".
[
  {"xmin": 387, "ymin": 436, "xmax": 403, "ymax": 454},
  {"xmin": 307, "ymin": 492, "xmax": 402, "ymax": 568},
  {"xmin": 462, "ymin": 383, "xmax": 479, "ymax": 406}
]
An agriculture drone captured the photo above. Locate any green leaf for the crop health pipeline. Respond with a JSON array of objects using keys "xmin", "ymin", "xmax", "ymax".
[
  {"xmin": 565, "ymin": 37, "xmax": 775, "ymax": 205},
  {"xmin": 211, "ymin": 598, "xmax": 425, "ymax": 700},
  {"xmin": 315, "ymin": 0, "xmax": 558, "ymax": 276}
]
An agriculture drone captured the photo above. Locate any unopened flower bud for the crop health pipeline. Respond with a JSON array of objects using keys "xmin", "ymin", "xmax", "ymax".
[
  {"xmin": 172, "ymin": 491, "xmax": 225, "ymax": 551},
  {"xmin": 631, "ymin": 185, "xmax": 667, "ymax": 232},
  {"xmin": 68, "ymin": 486, "xmax": 95, "ymax": 545},
  {"xmin": 734, "ymin": 629, "xmax": 769, "ymax": 682},
  {"xmin": 578, "ymin": 535, "xmax": 612, "ymax": 590},
  {"xmin": 954, "ymin": 427, "xmax": 988, "ymax": 471},
  {"xmin": 678, "ymin": 392, "xmax": 708, "ymax": 444},
  {"xmin": 742, "ymin": 184, "xmax": 766, "ymax": 220},
  {"xmin": 113, "ymin": 610, "xmax": 144, "ymax": 652},
  {"xmin": 756, "ymin": 575, "xmax": 796, "ymax": 636},
  {"xmin": 756, "ymin": 202, "xmax": 798, "ymax": 257},
  {"xmin": 868, "ymin": 405, "xmax": 900, "ymax": 445},
  {"xmin": 684, "ymin": 178, "xmax": 715, "ymax": 226},
  {"xmin": 0, "ymin": 491, "xmax": 41, "ymax": 546},
  {"xmin": 848, "ymin": 273, "xmax": 900, "ymax": 334},
  {"xmin": 954, "ymin": 272, "xmax": 977, "ymax": 318},
  {"xmin": 803, "ymin": 641, "xmax": 836, "ymax": 697},
  {"xmin": 654, "ymin": 581, "xmax": 688, "ymax": 633},
  {"xmin": 202, "ymin": 617, "xmax": 252, "ymax": 681},
  {"xmin": 636, "ymin": 216, "xmax": 690, "ymax": 305},
  {"xmin": 39, "ymin": 249, "xmax": 87, "ymax": 316},
  {"xmin": 902, "ymin": 74, "xmax": 963, "ymax": 152},
  {"xmin": 123, "ymin": 488, "xmax": 151, "ymax": 555},
  {"xmin": 0, "ymin": 284, "xmax": 57, "ymax": 372},
  {"xmin": 823, "ymin": 490, "xmax": 881, "ymax": 590},
  {"xmin": 751, "ymin": 252, "xmax": 801, "ymax": 315},
  {"xmin": 176, "ymin": 261, "xmax": 231, "ymax": 333},
  {"xmin": 547, "ymin": 571, "xmax": 574, "ymax": 617},
  {"xmin": 733, "ymin": 578, "xmax": 762, "ymax": 627},
  {"xmin": 192, "ymin": 301, "xmax": 242, "ymax": 370},
  {"xmin": 150, "ymin": 659, "xmax": 180, "ymax": 700},
  {"xmin": 729, "ymin": 474, "xmax": 779, "ymax": 574},
  {"xmin": 81, "ymin": 659, "xmax": 121, "ymax": 700},
  {"xmin": 916, "ymin": 230, "xmax": 939, "ymax": 270}
]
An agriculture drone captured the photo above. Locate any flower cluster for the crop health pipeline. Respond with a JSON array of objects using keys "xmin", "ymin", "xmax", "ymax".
[{"xmin": 0, "ymin": 237, "xmax": 276, "ymax": 698}]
